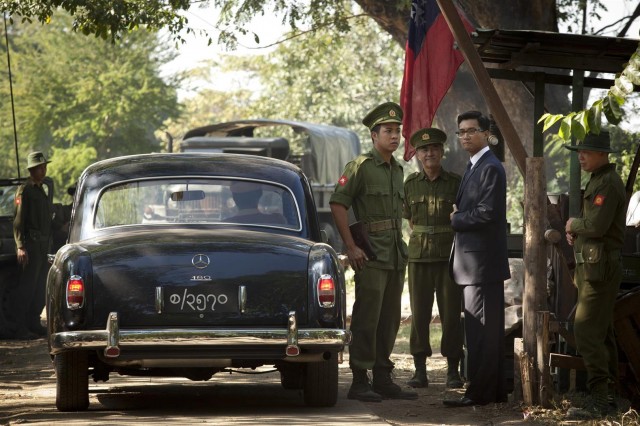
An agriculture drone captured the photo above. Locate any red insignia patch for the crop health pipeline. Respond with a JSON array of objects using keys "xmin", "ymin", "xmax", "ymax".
[
  {"xmin": 14, "ymin": 195, "xmax": 21, "ymax": 206},
  {"xmin": 593, "ymin": 194, "xmax": 605, "ymax": 206},
  {"xmin": 338, "ymin": 175, "xmax": 348, "ymax": 186}
]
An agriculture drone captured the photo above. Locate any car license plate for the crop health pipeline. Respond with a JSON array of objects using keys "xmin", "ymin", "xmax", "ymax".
[{"xmin": 163, "ymin": 286, "xmax": 238, "ymax": 313}]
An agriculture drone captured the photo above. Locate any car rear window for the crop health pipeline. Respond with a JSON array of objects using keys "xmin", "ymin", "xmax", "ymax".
[{"xmin": 94, "ymin": 178, "xmax": 301, "ymax": 230}]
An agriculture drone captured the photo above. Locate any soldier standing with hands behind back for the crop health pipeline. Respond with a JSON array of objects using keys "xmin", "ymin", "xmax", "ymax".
[
  {"xmin": 13, "ymin": 151, "xmax": 53, "ymax": 339},
  {"xmin": 564, "ymin": 131, "xmax": 625, "ymax": 419},
  {"xmin": 330, "ymin": 102, "xmax": 416, "ymax": 402},
  {"xmin": 403, "ymin": 127, "xmax": 464, "ymax": 389}
]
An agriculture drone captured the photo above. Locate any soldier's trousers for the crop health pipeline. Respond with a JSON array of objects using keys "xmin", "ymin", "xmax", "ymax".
[
  {"xmin": 408, "ymin": 261, "xmax": 463, "ymax": 359},
  {"xmin": 349, "ymin": 265, "xmax": 405, "ymax": 371},
  {"xmin": 574, "ymin": 250, "xmax": 621, "ymax": 391},
  {"xmin": 15, "ymin": 239, "xmax": 50, "ymax": 328}
]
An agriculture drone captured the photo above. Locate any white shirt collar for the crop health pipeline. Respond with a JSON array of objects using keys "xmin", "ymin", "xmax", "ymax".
[{"xmin": 470, "ymin": 146, "xmax": 490, "ymax": 168}]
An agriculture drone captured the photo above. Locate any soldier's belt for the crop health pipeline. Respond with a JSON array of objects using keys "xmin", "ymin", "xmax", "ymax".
[
  {"xmin": 412, "ymin": 225, "xmax": 452, "ymax": 234},
  {"xmin": 367, "ymin": 219, "xmax": 401, "ymax": 233}
]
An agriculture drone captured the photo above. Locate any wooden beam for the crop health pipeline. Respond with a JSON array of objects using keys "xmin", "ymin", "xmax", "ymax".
[{"xmin": 436, "ymin": 0, "xmax": 529, "ymax": 177}]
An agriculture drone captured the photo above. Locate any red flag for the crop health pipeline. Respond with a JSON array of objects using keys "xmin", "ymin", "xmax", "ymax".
[{"xmin": 400, "ymin": 0, "xmax": 474, "ymax": 161}]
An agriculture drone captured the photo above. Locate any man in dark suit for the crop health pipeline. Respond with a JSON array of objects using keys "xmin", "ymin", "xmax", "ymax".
[{"xmin": 443, "ymin": 110, "xmax": 510, "ymax": 407}]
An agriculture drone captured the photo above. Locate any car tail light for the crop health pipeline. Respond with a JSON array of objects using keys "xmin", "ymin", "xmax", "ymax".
[
  {"xmin": 66, "ymin": 275, "xmax": 85, "ymax": 310},
  {"xmin": 317, "ymin": 274, "xmax": 335, "ymax": 308}
]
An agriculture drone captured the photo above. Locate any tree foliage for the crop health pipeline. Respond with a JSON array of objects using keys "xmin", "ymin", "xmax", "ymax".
[
  {"xmin": 0, "ymin": 13, "xmax": 181, "ymax": 199},
  {"xmin": 168, "ymin": 11, "xmax": 404, "ymax": 152}
]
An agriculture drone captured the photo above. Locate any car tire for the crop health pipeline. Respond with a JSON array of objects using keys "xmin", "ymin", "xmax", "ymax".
[
  {"xmin": 303, "ymin": 353, "xmax": 339, "ymax": 407},
  {"xmin": 55, "ymin": 351, "xmax": 89, "ymax": 412},
  {"xmin": 280, "ymin": 363, "xmax": 303, "ymax": 390}
]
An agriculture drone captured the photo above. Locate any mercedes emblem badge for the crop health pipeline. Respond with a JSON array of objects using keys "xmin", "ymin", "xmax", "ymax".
[{"xmin": 192, "ymin": 254, "xmax": 210, "ymax": 269}]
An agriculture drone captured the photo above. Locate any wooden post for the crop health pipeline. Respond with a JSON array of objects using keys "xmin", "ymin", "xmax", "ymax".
[
  {"xmin": 523, "ymin": 157, "xmax": 547, "ymax": 405},
  {"xmin": 537, "ymin": 311, "xmax": 553, "ymax": 407},
  {"xmin": 515, "ymin": 337, "xmax": 534, "ymax": 406},
  {"xmin": 436, "ymin": 0, "xmax": 529, "ymax": 177}
]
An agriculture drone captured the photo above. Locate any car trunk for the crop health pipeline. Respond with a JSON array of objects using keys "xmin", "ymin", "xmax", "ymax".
[{"xmin": 84, "ymin": 228, "xmax": 311, "ymax": 328}]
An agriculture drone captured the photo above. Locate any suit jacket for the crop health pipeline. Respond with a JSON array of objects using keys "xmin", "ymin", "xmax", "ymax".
[{"xmin": 449, "ymin": 149, "xmax": 510, "ymax": 285}]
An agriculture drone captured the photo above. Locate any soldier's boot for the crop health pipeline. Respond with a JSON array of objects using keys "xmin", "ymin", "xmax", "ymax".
[
  {"xmin": 406, "ymin": 354, "xmax": 428, "ymax": 388},
  {"xmin": 445, "ymin": 357, "xmax": 464, "ymax": 389},
  {"xmin": 373, "ymin": 368, "xmax": 418, "ymax": 400},
  {"xmin": 347, "ymin": 369, "xmax": 382, "ymax": 402},
  {"xmin": 566, "ymin": 382, "xmax": 610, "ymax": 420}
]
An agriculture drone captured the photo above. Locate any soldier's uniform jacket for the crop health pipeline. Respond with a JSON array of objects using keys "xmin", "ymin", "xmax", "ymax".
[
  {"xmin": 330, "ymin": 148, "xmax": 407, "ymax": 270},
  {"xmin": 570, "ymin": 163, "xmax": 625, "ymax": 279},
  {"xmin": 403, "ymin": 169, "xmax": 460, "ymax": 262},
  {"xmin": 13, "ymin": 177, "xmax": 53, "ymax": 250}
]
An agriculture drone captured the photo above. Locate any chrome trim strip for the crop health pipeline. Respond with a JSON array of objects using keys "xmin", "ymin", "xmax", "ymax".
[
  {"xmin": 155, "ymin": 287, "xmax": 163, "ymax": 314},
  {"xmin": 50, "ymin": 328, "xmax": 352, "ymax": 354},
  {"xmin": 238, "ymin": 285, "xmax": 246, "ymax": 314}
]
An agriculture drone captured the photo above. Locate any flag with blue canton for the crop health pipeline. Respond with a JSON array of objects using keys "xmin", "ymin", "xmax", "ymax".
[{"xmin": 400, "ymin": 0, "xmax": 474, "ymax": 161}]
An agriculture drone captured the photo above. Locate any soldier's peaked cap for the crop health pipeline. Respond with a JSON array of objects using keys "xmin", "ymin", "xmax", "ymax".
[
  {"xmin": 362, "ymin": 102, "xmax": 403, "ymax": 130},
  {"xmin": 410, "ymin": 128, "xmax": 447, "ymax": 150}
]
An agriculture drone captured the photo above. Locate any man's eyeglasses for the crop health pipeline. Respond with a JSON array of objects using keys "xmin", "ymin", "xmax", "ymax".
[{"xmin": 455, "ymin": 128, "xmax": 484, "ymax": 138}]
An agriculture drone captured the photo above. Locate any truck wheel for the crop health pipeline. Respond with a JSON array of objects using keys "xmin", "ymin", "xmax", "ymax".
[
  {"xmin": 55, "ymin": 351, "xmax": 89, "ymax": 411},
  {"xmin": 303, "ymin": 353, "xmax": 339, "ymax": 407}
]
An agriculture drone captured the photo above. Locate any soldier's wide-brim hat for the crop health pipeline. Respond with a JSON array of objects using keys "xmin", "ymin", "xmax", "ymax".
[
  {"xmin": 410, "ymin": 128, "xmax": 446, "ymax": 150},
  {"xmin": 362, "ymin": 102, "xmax": 403, "ymax": 130},
  {"xmin": 564, "ymin": 131, "xmax": 616, "ymax": 153},
  {"xmin": 26, "ymin": 151, "xmax": 50, "ymax": 169}
]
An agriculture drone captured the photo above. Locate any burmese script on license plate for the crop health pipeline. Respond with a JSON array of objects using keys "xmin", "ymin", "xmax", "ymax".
[{"xmin": 164, "ymin": 286, "xmax": 237, "ymax": 313}]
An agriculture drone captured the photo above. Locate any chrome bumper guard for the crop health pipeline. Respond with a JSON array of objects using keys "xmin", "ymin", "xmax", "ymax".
[{"xmin": 50, "ymin": 311, "xmax": 352, "ymax": 358}]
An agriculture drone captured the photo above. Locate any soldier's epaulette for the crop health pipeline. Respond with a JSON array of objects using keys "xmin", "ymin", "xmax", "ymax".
[
  {"xmin": 353, "ymin": 153, "xmax": 374, "ymax": 166},
  {"xmin": 405, "ymin": 171, "xmax": 421, "ymax": 183}
]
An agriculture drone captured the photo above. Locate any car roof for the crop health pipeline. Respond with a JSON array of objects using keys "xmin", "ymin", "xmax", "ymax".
[{"xmin": 77, "ymin": 153, "xmax": 305, "ymax": 190}]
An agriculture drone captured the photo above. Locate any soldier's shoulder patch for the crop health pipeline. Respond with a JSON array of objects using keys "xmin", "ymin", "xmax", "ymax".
[
  {"xmin": 593, "ymin": 194, "xmax": 606, "ymax": 206},
  {"xmin": 338, "ymin": 175, "xmax": 348, "ymax": 186}
]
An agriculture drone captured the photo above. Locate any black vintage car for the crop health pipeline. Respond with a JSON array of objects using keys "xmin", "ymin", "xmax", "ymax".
[{"xmin": 46, "ymin": 153, "xmax": 350, "ymax": 411}]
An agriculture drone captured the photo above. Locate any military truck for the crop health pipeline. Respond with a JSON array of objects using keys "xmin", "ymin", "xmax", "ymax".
[{"xmin": 180, "ymin": 119, "xmax": 362, "ymax": 251}]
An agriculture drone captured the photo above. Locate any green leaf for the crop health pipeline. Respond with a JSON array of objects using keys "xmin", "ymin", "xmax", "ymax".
[
  {"xmin": 587, "ymin": 102, "xmax": 602, "ymax": 134},
  {"xmin": 570, "ymin": 115, "xmax": 586, "ymax": 141},
  {"xmin": 603, "ymin": 92, "xmax": 624, "ymax": 125},
  {"xmin": 539, "ymin": 113, "xmax": 564, "ymax": 131},
  {"xmin": 559, "ymin": 113, "xmax": 575, "ymax": 141}
]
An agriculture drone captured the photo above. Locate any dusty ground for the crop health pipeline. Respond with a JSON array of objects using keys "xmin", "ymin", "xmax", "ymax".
[
  {"xmin": 2, "ymin": 335, "xmax": 640, "ymax": 425},
  {"xmin": 0, "ymin": 337, "xmax": 530, "ymax": 426},
  {"xmin": 1, "ymin": 281, "xmax": 637, "ymax": 424}
]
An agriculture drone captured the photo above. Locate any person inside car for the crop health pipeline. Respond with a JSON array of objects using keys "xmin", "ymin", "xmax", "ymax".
[{"xmin": 226, "ymin": 181, "xmax": 287, "ymax": 225}]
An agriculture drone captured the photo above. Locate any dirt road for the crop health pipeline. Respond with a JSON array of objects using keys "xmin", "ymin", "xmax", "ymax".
[{"xmin": 0, "ymin": 338, "xmax": 534, "ymax": 425}]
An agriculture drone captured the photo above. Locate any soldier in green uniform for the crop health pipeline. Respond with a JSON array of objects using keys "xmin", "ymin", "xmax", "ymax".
[
  {"xmin": 403, "ymin": 128, "xmax": 464, "ymax": 389},
  {"xmin": 330, "ymin": 102, "xmax": 416, "ymax": 402},
  {"xmin": 564, "ymin": 131, "xmax": 625, "ymax": 419},
  {"xmin": 13, "ymin": 151, "xmax": 53, "ymax": 339}
]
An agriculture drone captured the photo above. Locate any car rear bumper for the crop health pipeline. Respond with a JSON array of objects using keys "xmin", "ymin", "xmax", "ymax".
[{"xmin": 49, "ymin": 311, "xmax": 351, "ymax": 358}]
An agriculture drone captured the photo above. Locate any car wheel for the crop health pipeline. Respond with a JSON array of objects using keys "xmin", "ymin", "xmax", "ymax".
[
  {"xmin": 280, "ymin": 363, "xmax": 303, "ymax": 390},
  {"xmin": 55, "ymin": 351, "xmax": 89, "ymax": 412},
  {"xmin": 303, "ymin": 353, "xmax": 339, "ymax": 407}
]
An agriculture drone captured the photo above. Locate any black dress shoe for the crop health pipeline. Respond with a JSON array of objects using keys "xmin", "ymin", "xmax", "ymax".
[{"xmin": 443, "ymin": 396, "xmax": 479, "ymax": 407}]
